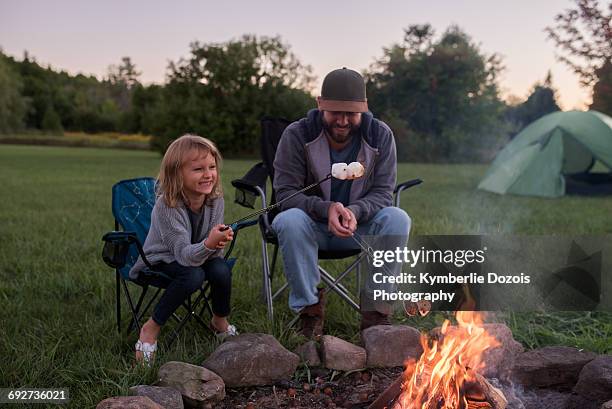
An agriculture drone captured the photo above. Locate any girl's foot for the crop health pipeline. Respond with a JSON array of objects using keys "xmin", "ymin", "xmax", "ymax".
[
  {"xmin": 210, "ymin": 315, "xmax": 238, "ymax": 340},
  {"xmin": 135, "ymin": 318, "xmax": 161, "ymax": 365}
]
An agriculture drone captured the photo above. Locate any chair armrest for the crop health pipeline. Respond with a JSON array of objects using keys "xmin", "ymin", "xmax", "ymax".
[
  {"xmin": 393, "ymin": 178, "xmax": 423, "ymax": 207},
  {"xmin": 231, "ymin": 162, "xmax": 269, "ymax": 208},
  {"xmin": 101, "ymin": 231, "xmax": 152, "ymax": 269},
  {"xmin": 102, "ymin": 231, "xmax": 138, "ymax": 243}
]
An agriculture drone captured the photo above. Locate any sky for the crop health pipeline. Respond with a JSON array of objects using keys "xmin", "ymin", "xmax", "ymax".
[{"xmin": 0, "ymin": 0, "xmax": 593, "ymax": 110}]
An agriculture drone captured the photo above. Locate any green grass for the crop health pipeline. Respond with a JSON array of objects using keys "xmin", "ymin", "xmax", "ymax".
[{"xmin": 0, "ymin": 145, "xmax": 610, "ymax": 408}]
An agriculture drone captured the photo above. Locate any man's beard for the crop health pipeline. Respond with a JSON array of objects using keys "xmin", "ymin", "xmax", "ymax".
[{"xmin": 322, "ymin": 120, "xmax": 360, "ymax": 145}]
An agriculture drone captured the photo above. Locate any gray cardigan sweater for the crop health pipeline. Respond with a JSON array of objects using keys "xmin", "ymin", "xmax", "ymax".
[{"xmin": 129, "ymin": 196, "xmax": 224, "ymax": 279}]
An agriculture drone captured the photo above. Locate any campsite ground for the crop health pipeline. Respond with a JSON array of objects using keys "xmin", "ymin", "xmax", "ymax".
[{"xmin": 1, "ymin": 144, "xmax": 611, "ymax": 408}]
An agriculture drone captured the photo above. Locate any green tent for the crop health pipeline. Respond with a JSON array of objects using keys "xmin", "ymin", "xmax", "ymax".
[{"xmin": 478, "ymin": 110, "xmax": 612, "ymax": 197}]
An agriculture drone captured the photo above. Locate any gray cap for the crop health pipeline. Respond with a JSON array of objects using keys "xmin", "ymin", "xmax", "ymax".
[{"xmin": 319, "ymin": 67, "xmax": 368, "ymax": 113}]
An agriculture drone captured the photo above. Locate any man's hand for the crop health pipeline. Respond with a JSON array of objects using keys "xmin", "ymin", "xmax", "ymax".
[
  {"xmin": 205, "ymin": 224, "xmax": 234, "ymax": 249},
  {"xmin": 328, "ymin": 202, "xmax": 357, "ymax": 238}
]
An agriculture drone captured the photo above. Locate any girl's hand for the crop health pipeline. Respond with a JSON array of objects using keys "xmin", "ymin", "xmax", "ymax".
[
  {"xmin": 216, "ymin": 225, "xmax": 234, "ymax": 249},
  {"xmin": 205, "ymin": 224, "xmax": 234, "ymax": 249}
]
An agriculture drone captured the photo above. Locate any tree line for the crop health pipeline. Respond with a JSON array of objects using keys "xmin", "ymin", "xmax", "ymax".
[{"xmin": 0, "ymin": 1, "xmax": 609, "ymax": 162}]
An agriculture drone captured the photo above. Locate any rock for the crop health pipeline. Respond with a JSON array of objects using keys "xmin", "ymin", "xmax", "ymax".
[
  {"xmin": 157, "ymin": 361, "xmax": 225, "ymax": 407},
  {"xmin": 513, "ymin": 346, "xmax": 597, "ymax": 389},
  {"xmin": 432, "ymin": 323, "xmax": 523, "ymax": 381},
  {"xmin": 129, "ymin": 385, "xmax": 184, "ymax": 409},
  {"xmin": 295, "ymin": 341, "xmax": 321, "ymax": 367},
  {"xmin": 96, "ymin": 396, "xmax": 163, "ymax": 409},
  {"xmin": 601, "ymin": 400, "xmax": 612, "ymax": 409},
  {"xmin": 566, "ymin": 393, "xmax": 603, "ymax": 409},
  {"xmin": 574, "ymin": 355, "xmax": 612, "ymax": 402},
  {"xmin": 361, "ymin": 325, "xmax": 422, "ymax": 368},
  {"xmin": 476, "ymin": 323, "xmax": 524, "ymax": 380},
  {"xmin": 202, "ymin": 333, "xmax": 299, "ymax": 387},
  {"xmin": 320, "ymin": 335, "xmax": 366, "ymax": 371},
  {"xmin": 498, "ymin": 381, "xmax": 599, "ymax": 409}
]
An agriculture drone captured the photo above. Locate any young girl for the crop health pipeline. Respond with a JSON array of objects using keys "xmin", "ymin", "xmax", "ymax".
[{"xmin": 129, "ymin": 134, "xmax": 236, "ymax": 363}]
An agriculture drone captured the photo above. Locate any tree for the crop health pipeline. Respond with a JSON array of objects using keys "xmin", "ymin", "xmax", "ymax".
[
  {"xmin": 150, "ymin": 35, "xmax": 315, "ymax": 154},
  {"xmin": 506, "ymin": 71, "xmax": 561, "ymax": 135},
  {"xmin": 590, "ymin": 60, "xmax": 612, "ymax": 114},
  {"xmin": 41, "ymin": 104, "xmax": 63, "ymax": 133},
  {"xmin": 366, "ymin": 25, "xmax": 506, "ymax": 162},
  {"xmin": 0, "ymin": 52, "xmax": 27, "ymax": 133},
  {"xmin": 107, "ymin": 56, "xmax": 141, "ymax": 89},
  {"xmin": 107, "ymin": 56, "xmax": 141, "ymax": 125},
  {"xmin": 546, "ymin": 0, "xmax": 611, "ymax": 112}
]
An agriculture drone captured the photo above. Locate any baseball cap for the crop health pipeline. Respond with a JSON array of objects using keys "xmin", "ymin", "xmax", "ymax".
[{"xmin": 319, "ymin": 67, "xmax": 368, "ymax": 113}]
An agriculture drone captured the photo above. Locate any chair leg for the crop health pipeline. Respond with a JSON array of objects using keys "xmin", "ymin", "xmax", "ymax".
[
  {"xmin": 319, "ymin": 266, "xmax": 360, "ymax": 312},
  {"xmin": 261, "ymin": 241, "xmax": 274, "ymax": 321},
  {"xmin": 166, "ymin": 290, "xmax": 211, "ymax": 349},
  {"xmin": 116, "ymin": 271, "xmax": 121, "ymax": 334},
  {"xmin": 135, "ymin": 288, "xmax": 162, "ymax": 326},
  {"xmin": 121, "ymin": 280, "xmax": 144, "ymax": 335},
  {"xmin": 126, "ymin": 286, "xmax": 149, "ymax": 334},
  {"xmin": 270, "ymin": 244, "xmax": 279, "ymax": 280},
  {"xmin": 331, "ymin": 254, "xmax": 364, "ymax": 289},
  {"xmin": 356, "ymin": 262, "xmax": 362, "ymax": 297},
  {"xmin": 198, "ymin": 285, "xmax": 214, "ymax": 320},
  {"xmin": 189, "ymin": 290, "xmax": 212, "ymax": 331},
  {"xmin": 272, "ymin": 282, "xmax": 289, "ymax": 301}
]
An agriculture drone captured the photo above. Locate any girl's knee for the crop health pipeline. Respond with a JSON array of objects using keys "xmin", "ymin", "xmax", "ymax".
[
  {"xmin": 183, "ymin": 267, "xmax": 206, "ymax": 293},
  {"xmin": 205, "ymin": 258, "xmax": 232, "ymax": 285}
]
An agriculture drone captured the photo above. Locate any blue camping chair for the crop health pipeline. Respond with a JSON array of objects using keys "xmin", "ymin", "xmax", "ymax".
[{"xmin": 101, "ymin": 177, "xmax": 255, "ymax": 347}]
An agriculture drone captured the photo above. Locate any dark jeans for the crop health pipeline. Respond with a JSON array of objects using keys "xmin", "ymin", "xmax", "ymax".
[{"xmin": 138, "ymin": 257, "xmax": 232, "ymax": 326}]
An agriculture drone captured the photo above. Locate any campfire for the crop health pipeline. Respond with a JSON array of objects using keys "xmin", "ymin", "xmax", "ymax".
[{"xmin": 370, "ymin": 311, "xmax": 508, "ymax": 409}]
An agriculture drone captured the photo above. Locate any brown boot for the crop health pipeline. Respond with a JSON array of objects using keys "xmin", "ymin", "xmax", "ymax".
[
  {"xmin": 360, "ymin": 310, "xmax": 391, "ymax": 331},
  {"xmin": 298, "ymin": 289, "xmax": 326, "ymax": 339}
]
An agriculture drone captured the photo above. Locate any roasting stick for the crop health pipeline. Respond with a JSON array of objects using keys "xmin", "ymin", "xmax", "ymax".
[
  {"xmin": 222, "ymin": 173, "xmax": 332, "ymax": 230},
  {"xmin": 222, "ymin": 162, "xmax": 365, "ymax": 230}
]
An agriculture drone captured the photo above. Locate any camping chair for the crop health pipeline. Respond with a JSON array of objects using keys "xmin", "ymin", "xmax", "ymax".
[
  {"xmin": 101, "ymin": 177, "xmax": 255, "ymax": 347},
  {"xmin": 231, "ymin": 117, "xmax": 422, "ymax": 321}
]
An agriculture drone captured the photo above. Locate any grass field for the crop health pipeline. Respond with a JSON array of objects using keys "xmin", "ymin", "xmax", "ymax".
[{"xmin": 0, "ymin": 144, "xmax": 611, "ymax": 408}]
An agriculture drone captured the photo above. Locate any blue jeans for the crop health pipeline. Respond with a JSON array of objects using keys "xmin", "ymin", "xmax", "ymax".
[
  {"xmin": 137, "ymin": 257, "xmax": 232, "ymax": 326},
  {"xmin": 272, "ymin": 207, "xmax": 411, "ymax": 312}
]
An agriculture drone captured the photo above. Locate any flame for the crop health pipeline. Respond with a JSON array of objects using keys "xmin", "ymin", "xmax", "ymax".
[{"xmin": 394, "ymin": 312, "xmax": 500, "ymax": 409}]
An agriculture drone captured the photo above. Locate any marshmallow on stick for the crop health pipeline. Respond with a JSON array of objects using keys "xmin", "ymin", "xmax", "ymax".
[
  {"xmin": 346, "ymin": 162, "xmax": 365, "ymax": 179},
  {"xmin": 331, "ymin": 162, "xmax": 364, "ymax": 180},
  {"xmin": 331, "ymin": 162, "xmax": 348, "ymax": 180}
]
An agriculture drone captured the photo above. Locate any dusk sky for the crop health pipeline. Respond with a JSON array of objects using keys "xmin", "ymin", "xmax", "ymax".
[{"xmin": 0, "ymin": 0, "xmax": 593, "ymax": 110}]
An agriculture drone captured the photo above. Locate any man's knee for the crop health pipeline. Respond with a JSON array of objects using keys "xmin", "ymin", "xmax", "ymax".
[
  {"xmin": 373, "ymin": 207, "xmax": 411, "ymax": 235},
  {"xmin": 272, "ymin": 208, "xmax": 315, "ymax": 237}
]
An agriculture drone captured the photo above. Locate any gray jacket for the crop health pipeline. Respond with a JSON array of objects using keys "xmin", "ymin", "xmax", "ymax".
[
  {"xmin": 273, "ymin": 109, "xmax": 397, "ymax": 223},
  {"xmin": 129, "ymin": 196, "xmax": 223, "ymax": 279}
]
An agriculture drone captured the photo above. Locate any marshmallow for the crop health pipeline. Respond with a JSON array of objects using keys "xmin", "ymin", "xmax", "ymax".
[
  {"xmin": 346, "ymin": 162, "xmax": 365, "ymax": 179},
  {"xmin": 331, "ymin": 162, "xmax": 348, "ymax": 180}
]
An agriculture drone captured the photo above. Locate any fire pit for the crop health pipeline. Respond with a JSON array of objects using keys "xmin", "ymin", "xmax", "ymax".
[{"xmin": 369, "ymin": 312, "xmax": 508, "ymax": 409}]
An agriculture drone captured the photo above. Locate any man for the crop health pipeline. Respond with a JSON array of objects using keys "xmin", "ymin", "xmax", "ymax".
[{"xmin": 272, "ymin": 67, "xmax": 411, "ymax": 338}]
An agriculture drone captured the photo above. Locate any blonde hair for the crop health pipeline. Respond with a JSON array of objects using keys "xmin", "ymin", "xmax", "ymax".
[{"xmin": 157, "ymin": 134, "xmax": 223, "ymax": 208}]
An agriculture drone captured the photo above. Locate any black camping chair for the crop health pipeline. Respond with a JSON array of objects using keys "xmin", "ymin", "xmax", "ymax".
[
  {"xmin": 101, "ymin": 177, "xmax": 254, "ymax": 347},
  {"xmin": 231, "ymin": 117, "xmax": 422, "ymax": 321}
]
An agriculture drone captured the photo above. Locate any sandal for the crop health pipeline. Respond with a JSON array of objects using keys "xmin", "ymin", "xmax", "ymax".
[
  {"xmin": 135, "ymin": 340, "xmax": 157, "ymax": 366},
  {"xmin": 210, "ymin": 322, "xmax": 238, "ymax": 341}
]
